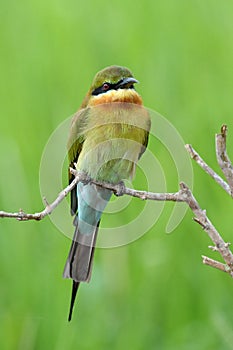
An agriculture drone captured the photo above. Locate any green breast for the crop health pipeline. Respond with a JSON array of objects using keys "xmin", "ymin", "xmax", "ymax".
[{"xmin": 77, "ymin": 103, "xmax": 150, "ymax": 183}]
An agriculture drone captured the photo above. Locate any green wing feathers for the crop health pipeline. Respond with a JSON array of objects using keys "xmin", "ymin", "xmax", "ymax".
[{"xmin": 68, "ymin": 108, "xmax": 88, "ymax": 215}]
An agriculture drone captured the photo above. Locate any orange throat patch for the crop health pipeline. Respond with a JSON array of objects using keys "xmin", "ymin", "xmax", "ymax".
[{"xmin": 88, "ymin": 89, "xmax": 143, "ymax": 107}]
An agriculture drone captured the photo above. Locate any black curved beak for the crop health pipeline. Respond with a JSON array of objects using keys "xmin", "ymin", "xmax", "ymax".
[{"xmin": 115, "ymin": 77, "xmax": 139, "ymax": 89}]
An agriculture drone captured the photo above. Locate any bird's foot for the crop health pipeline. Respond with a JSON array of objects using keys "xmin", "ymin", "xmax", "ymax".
[
  {"xmin": 79, "ymin": 171, "xmax": 92, "ymax": 184},
  {"xmin": 114, "ymin": 181, "xmax": 126, "ymax": 197}
]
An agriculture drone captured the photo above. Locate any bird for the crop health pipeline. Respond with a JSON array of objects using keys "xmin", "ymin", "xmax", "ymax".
[{"xmin": 63, "ymin": 65, "xmax": 151, "ymax": 321}]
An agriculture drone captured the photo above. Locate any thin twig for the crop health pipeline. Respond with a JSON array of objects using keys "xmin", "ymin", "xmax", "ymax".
[
  {"xmin": 179, "ymin": 182, "xmax": 233, "ymax": 275},
  {"xmin": 0, "ymin": 172, "xmax": 87, "ymax": 221},
  {"xmin": 216, "ymin": 125, "xmax": 233, "ymax": 196},
  {"xmin": 202, "ymin": 256, "xmax": 233, "ymax": 275},
  {"xmin": 185, "ymin": 144, "xmax": 231, "ymax": 195},
  {"xmin": 186, "ymin": 125, "xmax": 233, "ymax": 276}
]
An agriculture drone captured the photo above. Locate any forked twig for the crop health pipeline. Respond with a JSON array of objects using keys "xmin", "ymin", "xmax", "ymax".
[{"xmin": 186, "ymin": 125, "xmax": 233, "ymax": 275}]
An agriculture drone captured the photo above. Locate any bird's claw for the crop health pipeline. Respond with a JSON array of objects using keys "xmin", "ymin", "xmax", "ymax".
[
  {"xmin": 78, "ymin": 172, "xmax": 91, "ymax": 184},
  {"xmin": 114, "ymin": 181, "xmax": 125, "ymax": 196}
]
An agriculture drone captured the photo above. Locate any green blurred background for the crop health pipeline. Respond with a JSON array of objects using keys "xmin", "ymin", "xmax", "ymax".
[{"xmin": 1, "ymin": 0, "xmax": 233, "ymax": 349}]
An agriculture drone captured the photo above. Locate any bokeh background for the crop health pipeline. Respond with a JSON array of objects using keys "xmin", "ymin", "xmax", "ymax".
[{"xmin": 1, "ymin": 0, "xmax": 233, "ymax": 349}]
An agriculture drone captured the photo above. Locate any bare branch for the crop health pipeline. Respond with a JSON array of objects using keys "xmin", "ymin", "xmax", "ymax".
[
  {"xmin": 0, "ymin": 172, "xmax": 87, "ymax": 221},
  {"xmin": 0, "ymin": 209, "xmax": 42, "ymax": 221},
  {"xmin": 202, "ymin": 256, "xmax": 233, "ymax": 276},
  {"xmin": 185, "ymin": 144, "xmax": 231, "ymax": 195},
  {"xmin": 2, "ymin": 167, "xmax": 233, "ymax": 277},
  {"xmin": 69, "ymin": 168, "xmax": 186, "ymax": 202},
  {"xmin": 1, "ymin": 125, "xmax": 233, "ymax": 278},
  {"xmin": 0, "ymin": 171, "xmax": 186, "ymax": 221},
  {"xmin": 216, "ymin": 125, "xmax": 233, "ymax": 196},
  {"xmin": 185, "ymin": 125, "xmax": 233, "ymax": 276},
  {"xmin": 178, "ymin": 182, "xmax": 233, "ymax": 275}
]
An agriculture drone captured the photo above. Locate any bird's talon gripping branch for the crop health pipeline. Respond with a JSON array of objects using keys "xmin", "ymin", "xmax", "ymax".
[
  {"xmin": 80, "ymin": 172, "xmax": 92, "ymax": 185},
  {"xmin": 114, "ymin": 181, "xmax": 126, "ymax": 197}
]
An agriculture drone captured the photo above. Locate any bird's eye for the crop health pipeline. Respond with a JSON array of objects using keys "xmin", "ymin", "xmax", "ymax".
[{"xmin": 102, "ymin": 83, "xmax": 110, "ymax": 91}]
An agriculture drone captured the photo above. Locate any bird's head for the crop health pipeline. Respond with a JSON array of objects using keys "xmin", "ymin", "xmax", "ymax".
[{"xmin": 81, "ymin": 66, "xmax": 141, "ymax": 108}]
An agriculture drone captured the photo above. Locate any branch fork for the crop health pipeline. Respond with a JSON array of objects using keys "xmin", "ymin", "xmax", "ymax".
[{"xmin": 186, "ymin": 124, "xmax": 233, "ymax": 275}]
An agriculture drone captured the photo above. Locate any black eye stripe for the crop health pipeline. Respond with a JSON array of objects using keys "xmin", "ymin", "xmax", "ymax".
[
  {"xmin": 92, "ymin": 82, "xmax": 114, "ymax": 96},
  {"xmin": 92, "ymin": 79, "xmax": 134, "ymax": 96}
]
